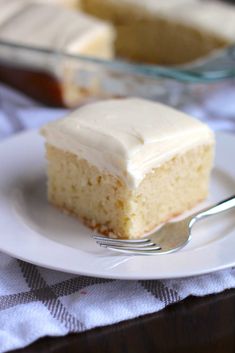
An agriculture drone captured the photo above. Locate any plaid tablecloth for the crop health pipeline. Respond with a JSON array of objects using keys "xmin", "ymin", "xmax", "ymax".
[{"xmin": 0, "ymin": 83, "xmax": 235, "ymax": 353}]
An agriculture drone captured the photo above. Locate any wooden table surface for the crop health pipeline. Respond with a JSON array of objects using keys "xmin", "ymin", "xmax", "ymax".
[{"xmin": 11, "ymin": 288, "xmax": 235, "ymax": 353}]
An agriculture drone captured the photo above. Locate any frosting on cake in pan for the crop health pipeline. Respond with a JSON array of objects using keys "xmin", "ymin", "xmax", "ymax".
[{"xmin": 0, "ymin": 2, "xmax": 113, "ymax": 55}]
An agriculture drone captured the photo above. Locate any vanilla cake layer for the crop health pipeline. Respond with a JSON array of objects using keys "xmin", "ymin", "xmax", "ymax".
[
  {"xmin": 42, "ymin": 98, "xmax": 214, "ymax": 239},
  {"xmin": 80, "ymin": 0, "xmax": 235, "ymax": 64},
  {"xmin": 46, "ymin": 143, "xmax": 213, "ymax": 239}
]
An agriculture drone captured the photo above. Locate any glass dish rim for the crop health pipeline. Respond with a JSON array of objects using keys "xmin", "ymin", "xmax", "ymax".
[{"xmin": 0, "ymin": 39, "xmax": 235, "ymax": 83}]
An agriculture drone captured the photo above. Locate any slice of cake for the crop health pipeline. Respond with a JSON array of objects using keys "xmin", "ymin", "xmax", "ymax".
[
  {"xmin": 0, "ymin": 1, "xmax": 114, "ymax": 106},
  {"xmin": 41, "ymin": 98, "xmax": 214, "ymax": 239},
  {"xmin": 80, "ymin": 0, "xmax": 235, "ymax": 65}
]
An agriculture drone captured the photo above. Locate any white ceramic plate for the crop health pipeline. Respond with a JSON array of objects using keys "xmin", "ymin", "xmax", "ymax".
[{"xmin": 0, "ymin": 130, "xmax": 235, "ymax": 280}]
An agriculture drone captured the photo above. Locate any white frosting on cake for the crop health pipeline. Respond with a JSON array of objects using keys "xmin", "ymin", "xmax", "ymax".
[
  {"xmin": 42, "ymin": 98, "xmax": 214, "ymax": 188},
  {"xmin": 0, "ymin": 0, "xmax": 28, "ymax": 23},
  {"xmin": 0, "ymin": 2, "xmax": 113, "ymax": 53}
]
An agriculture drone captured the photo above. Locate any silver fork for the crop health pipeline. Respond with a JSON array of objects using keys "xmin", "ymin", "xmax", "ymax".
[{"xmin": 94, "ymin": 195, "xmax": 235, "ymax": 255}]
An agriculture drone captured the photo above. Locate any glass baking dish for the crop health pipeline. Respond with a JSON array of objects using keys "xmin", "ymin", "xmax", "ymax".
[{"xmin": 0, "ymin": 39, "xmax": 235, "ymax": 109}]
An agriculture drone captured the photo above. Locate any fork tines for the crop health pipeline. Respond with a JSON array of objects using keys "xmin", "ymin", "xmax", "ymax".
[{"xmin": 93, "ymin": 235, "xmax": 161, "ymax": 254}]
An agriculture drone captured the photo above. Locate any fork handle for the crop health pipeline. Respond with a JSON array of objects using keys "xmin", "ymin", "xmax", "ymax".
[{"xmin": 190, "ymin": 195, "xmax": 235, "ymax": 225}]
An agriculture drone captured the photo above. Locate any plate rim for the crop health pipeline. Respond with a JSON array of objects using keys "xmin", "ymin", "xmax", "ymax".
[{"xmin": 0, "ymin": 129, "xmax": 235, "ymax": 280}]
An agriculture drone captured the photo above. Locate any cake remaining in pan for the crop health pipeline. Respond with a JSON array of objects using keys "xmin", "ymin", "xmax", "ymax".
[
  {"xmin": 0, "ymin": 0, "xmax": 114, "ymax": 106},
  {"xmin": 81, "ymin": 0, "xmax": 235, "ymax": 65}
]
